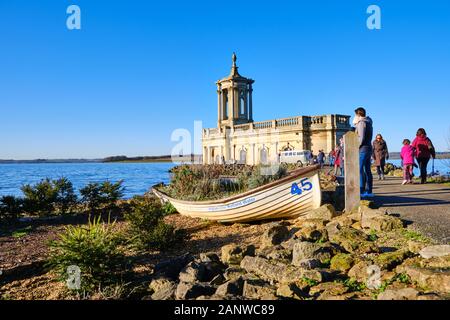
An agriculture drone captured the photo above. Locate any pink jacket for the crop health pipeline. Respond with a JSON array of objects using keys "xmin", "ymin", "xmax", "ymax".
[{"xmin": 401, "ymin": 145, "xmax": 415, "ymax": 165}]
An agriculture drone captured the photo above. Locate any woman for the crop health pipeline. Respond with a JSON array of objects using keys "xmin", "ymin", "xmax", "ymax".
[
  {"xmin": 412, "ymin": 128, "xmax": 436, "ymax": 184},
  {"xmin": 372, "ymin": 134, "xmax": 389, "ymax": 180},
  {"xmin": 334, "ymin": 145, "xmax": 341, "ymax": 176}
]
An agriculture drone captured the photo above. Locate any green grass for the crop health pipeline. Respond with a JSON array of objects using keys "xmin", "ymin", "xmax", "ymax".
[
  {"xmin": 400, "ymin": 229, "xmax": 429, "ymax": 242},
  {"xmin": 368, "ymin": 229, "xmax": 378, "ymax": 242},
  {"xmin": 336, "ymin": 278, "xmax": 366, "ymax": 292},
  {"xmin": 11, "ymin": 226, "xmax": 33, "ymax": 238},
  {"xmin": 371, "ymin": 272, "xmax": 412, "ymax": 299},
  {"xmin": 301, "ymin": 277, "xmax": 319, "ymax": 287}
]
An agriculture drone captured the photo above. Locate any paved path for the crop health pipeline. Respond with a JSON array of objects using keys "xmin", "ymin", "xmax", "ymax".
[{"xmin": 373, "ymin": 177, "xmax": 450, "ymax": 244}]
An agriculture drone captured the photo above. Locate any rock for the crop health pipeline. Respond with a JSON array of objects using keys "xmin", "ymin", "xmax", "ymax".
[
  {"xmin": 295, "ymin": 227, "xmax": 328, "ymax": 242},
  {"xmin": 209, "ymin": 274, "xmax": 226, "ymax": 286},
  {"xmin": 294, "ymin": 258, "xmax": 322, "ymax": 270},
  {"xmin": 360, "ymin": 207, "xmax": 403, "ymax": 231},
  {"xmin": 178, "ymin": 261, "xmax": 207, "ymax": 283},
  {"xmin": 348, "ymin": 261, "xmax": 371, "ymax": 283},
  {"xmin": 153, "ymin": 253, "xmax": 194, "ymax": 280},
  {"xmin": 295, "ymin": 218, "xmax": 328, "ymax": 229},
  {"xmin": 257, "ymin": 245, "xmax": 291, "ymax": 261},
  {"xmin": 417, "ymin": 293, "xmax": 444, "ymax": 300},
  {"xmin": 200, "ymin": 252, "xmax": 221, "ymax": 263},
  {"xmin": 221, "ymin": 244, "xmax": 255, "ymax": 265},
  {"xmin": 280, "ymin": 238, "xmax": 298, "ymax": 251},
  {"xmin": 374, "ymin": 250, "xmax": 410, "ymax": 270},
  {"xmin": 178, "ymin": 259, "xmax": 223, "ymax": 283},
  {"xmin": 175, "ymin": 282, "xmax": 216, "ymax": 300},
  {"xmin": 296, "ymin": 204, "xmax": 337, "ymax": 222},
  {"xmin": 197, "ymin": 294, "xmax": 243, "ymax": 300},
  {"xmin": 292, "ymin": 241, "xmax": 332, "ymax": 266},
  {"xmin": 330, "ymin": 253, "xmax": 355, "ymax": 272},
  {"xmin": 276, "ymin": 283, "xmax": 306, "ymax": 300},
  {"xmin": 215, "ymin": 277, "xmax": 244, "ymax": 296},
  {"xmin": 242, "ymin": 279, "xmax": 277, "ymax": 299},
  {"xmin": 408, "ymin": 241, "xmax": 427, "ymax": 254},
  {"xmin": 419, "ymin": 255, "xmax": 450, "ymax": 269},
  {"xmin": 325, "ymin": 221, "xmax": 341, "ymax": 238},
  {"xmin": 309, "ymin": 282, "xmax": 348, "ymax": 297},
  {"xmin": 149, "ymin": 278, "xmax": 177, "ymax": 300},
  {"xmin": 260, "ymin": 223, "xmax": 290, "ymax": 248},
  {"xmin": 331, "ymin": 215, "xmax": 357, "ymax": 228},
  {"xmin": 419, "ymin": 245, "xmax": 450, "ymax": 259},
  {"xmin": 351, "ymin": 222, "xmax": 362, "ymax": 230},
  {"xmin": 240, "ymin": 255, "xmax": 322, "ymax": 283},
  {"xmin": 223, "ymin": 267, "xmax": 247, "ymax": 281},
  {"xmin": 377, "ymin": 288, "xmax": 419, "ymax": 300},
  {"xmin": 329, "ymin": 227, "xmax": 378, "ymax": 254},
  {"xmin": 398, "ymin": 265, "xmax": 450, "ymax": 293}
]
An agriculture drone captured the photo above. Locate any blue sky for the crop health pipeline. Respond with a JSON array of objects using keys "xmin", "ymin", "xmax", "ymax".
[{"xmin": 0, "ymin": 0, "xmax": 449, "ymax": 159}]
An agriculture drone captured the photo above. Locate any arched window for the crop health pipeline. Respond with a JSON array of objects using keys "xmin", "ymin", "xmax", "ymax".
[
  {"xmin": 240, "ymin": 90, "xmax": 245, "ymax": 115},
  {"xmin": 239, "ymin": 148, "xmax": 247, "ymax": 164},
  {"xmin": 223, "ymin": 90, "xmax": 228, "ymax": 120},
  {"xmin": 260, "ymin": 147, "xmax": 268, "ymax": 164}
]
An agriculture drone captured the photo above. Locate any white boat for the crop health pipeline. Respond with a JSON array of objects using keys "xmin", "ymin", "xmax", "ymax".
[{"xmin": 152, "ymin": 165, "xmax": 322, "ymax": 223}]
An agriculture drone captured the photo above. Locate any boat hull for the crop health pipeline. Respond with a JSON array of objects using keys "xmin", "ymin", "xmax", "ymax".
[{"xmin": 152, "ymin": 166, "xmax": 322, "ymax": 223}]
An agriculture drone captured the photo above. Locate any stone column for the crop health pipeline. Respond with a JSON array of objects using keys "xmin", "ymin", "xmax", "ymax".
[
  {"xmin": 248, "ymin": 84, "xmax": 253, "ymax": 122},
  {"xmin": 203, "ymin": 147, "xmax": 207, "ymax": 164},
  {"xmin": 217, "ymin": 88, "xmax": 221, "ymax": 126},
  {"xmin": 251, "ymin": 143, "xmax": 256, "ymax": 165}
]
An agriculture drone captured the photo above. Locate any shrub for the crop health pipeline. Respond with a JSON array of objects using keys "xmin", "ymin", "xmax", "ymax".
[
  {"xmin": 100, "ymin": 180, "xmax": 124, "ymax": 210},
  {"xmin": 47, "ymin": 215, "xmax": 128, "ymax": 292},
  {"xmin": 21, "ymin": 178, "xmax": 58, "ymax": 215},
  {"xmin": 0, "ymin": 195, "xmax": 24, "ymax": 221},
  {"xmin": 80, "ymin": 183, "xmax": 102, "ymax": 213},
  {"xmin": 21, "ymin": 177, "xmax": 78, "ymax": 216},
  {"xmin": 53, "ymin": 177, "xmax": 78, "ymax": 214},
  {"xmin": 161, "ymin": 201, "xmax": 177, "ymax": 215},
  {"xmin": 80, "ymin": 181, "xmax": 124, "ymax": 214},
  {"xmin": 163, "ymin": 164, "xmax": 289, "ymax": 201},
  {"xmin": 124, "ymin": 196, "xmax": 182, "ymax": 250}
]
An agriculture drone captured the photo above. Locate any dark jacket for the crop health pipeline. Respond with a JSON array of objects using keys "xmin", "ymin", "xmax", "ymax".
[
  {"xmin": 372, "ymin": 139, "xmax": 389, "ymax": 166},
  {"xmin": 355, "ymin": 116, "xmax": 373, "ymax": 152}
]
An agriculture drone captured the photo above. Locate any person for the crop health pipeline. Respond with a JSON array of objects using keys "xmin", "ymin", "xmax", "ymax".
[
  {"xmin": 334, "ymin": 145, "xmax": 341, "ymax": 176},
  {"xmin": 329, "ymin": 150, "xmax": 335, "ymax": 166},
  {"xmin": 354, "ymin": 107, "xmax": 374, "ymax": 197},
  {"xmin": 317, "ymin": 150, "xmax": 325, "ymax": 169},
  {"xmin": 411, "ymin": 128, "xmax": 436, "ymax": 184},
  {"xmin": 372, "ymin": 134, "xmax": 389, "ymax": 180},
  {"xmin": 400, "ymin": 139, "xmax": 415, "ymax": 185}
]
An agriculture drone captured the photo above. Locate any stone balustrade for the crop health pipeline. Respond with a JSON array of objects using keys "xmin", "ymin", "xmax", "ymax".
[{"xmin": 203, "ymin": 114, "xmax": 350, "ymax": 137}]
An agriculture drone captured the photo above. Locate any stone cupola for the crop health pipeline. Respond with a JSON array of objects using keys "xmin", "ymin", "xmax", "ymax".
[{"xmin": 216, "ymin": 53, "xmax": 254, "ymax": 128}]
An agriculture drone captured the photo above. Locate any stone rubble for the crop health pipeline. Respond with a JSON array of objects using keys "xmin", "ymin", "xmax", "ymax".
[{"xmin": 147, "ymin": 204, "xmax": 450, "ymax": 300}]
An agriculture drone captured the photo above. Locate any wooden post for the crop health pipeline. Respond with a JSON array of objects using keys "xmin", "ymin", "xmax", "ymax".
[{"xmin": 344, "ymin": 131, "xmax": 360, "ymax": 212}]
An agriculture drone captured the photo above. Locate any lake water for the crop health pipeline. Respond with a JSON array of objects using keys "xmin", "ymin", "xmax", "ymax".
[
  {"xmin": 388, "ymin": 159, "xmax": 449, "ymax": 176},
  {"xmin": 0, "ymin": 162, "xmax": 176, "ymax": 198},
  {"xmin": 0, "ymin": 159, "xmax": 448, "ymax": 199}
]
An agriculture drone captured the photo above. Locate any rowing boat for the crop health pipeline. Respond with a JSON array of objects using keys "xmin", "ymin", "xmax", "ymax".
[{"xmin": 152, "ymin": 165, "xmax": 322, "ymax": 223}]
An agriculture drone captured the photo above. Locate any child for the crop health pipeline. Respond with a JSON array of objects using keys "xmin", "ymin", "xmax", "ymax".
[{"xmin": 400, "ymin": 139, "xmax": 415, "ymax": 185}]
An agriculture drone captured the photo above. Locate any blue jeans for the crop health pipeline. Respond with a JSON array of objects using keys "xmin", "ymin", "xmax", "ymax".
[{"xmin": 360, "ymin": 150, "xmax": 373, "ymax": 194}]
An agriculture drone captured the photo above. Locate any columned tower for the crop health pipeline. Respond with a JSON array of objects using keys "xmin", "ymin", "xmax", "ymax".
[{"xmin": 216, "ymin": 53, "xmax": 254, "ymax": 129}]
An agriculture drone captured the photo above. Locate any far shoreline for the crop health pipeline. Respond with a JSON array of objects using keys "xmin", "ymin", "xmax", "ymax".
[{"xmin": 1, "ymin": 153, "xmax": 449, "ymax": 164}]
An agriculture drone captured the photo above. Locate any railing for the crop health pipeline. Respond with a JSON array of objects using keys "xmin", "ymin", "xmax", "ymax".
[
  {"xmin": 276, "ymin": 117, "xmax": 300, "ymax": 127},
  {"xmin": 253, "ymin": 120, "xmax": 273, "ymax": 129},
  {"xmin": 203, "ymin": 114, "xmax": 350, "ymax": 136},
  {"xmin": 336, "ymin": 115, "xmax": 350, "ymax": 125},
  {"xmin": 311, "ymin": 116, "xmax": 324, "ymax": 124}
]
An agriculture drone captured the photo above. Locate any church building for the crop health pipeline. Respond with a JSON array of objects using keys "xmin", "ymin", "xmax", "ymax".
[{"xmin": 202, "ymin": 53, "xmax": 351, "ymax": 165}]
